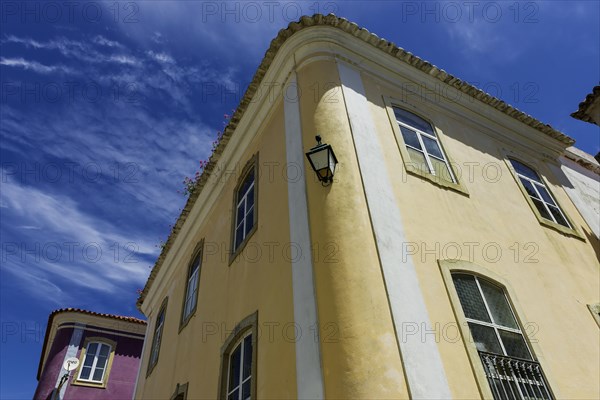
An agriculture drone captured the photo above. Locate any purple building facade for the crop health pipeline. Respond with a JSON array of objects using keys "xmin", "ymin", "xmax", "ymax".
[{"xmin": 34, "ymin": 308, "xmax": 146, "ymax": 400}]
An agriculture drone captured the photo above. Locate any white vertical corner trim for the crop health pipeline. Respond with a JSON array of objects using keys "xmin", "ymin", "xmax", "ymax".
[
  {"xmin": 131, "ymin": 325, "xmax": 148, "ymax": 400},
  {"xmin": 337, "ymin": 61, "xmax": 452, "ymax": 399},
  {"xmin": 283, "ymin": 71, "xmax": 325, "ymax": 399},
  {"xmin": 53, "ymin": 323, "xmax": 85, "ymax": 400}
]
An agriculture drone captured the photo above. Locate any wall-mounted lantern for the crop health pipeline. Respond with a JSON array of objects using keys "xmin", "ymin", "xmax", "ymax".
[{"xmin": 305, "ymin": 135, "xmax": 338, "ymax": 185}]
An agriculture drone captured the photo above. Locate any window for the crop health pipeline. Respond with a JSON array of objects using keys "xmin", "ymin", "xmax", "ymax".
[
  {"xmin": 181, "ymin": 242, "xmax": 203, "ymax": 328},
  {"xmin": 509, "ymin": 159, "xmax": 571, "ymax": 228},
  {"xmin": 231, "ymin": 156, "xmax": 258, "ymax": 259},
  {"xmin": 452, "ymin": 273, "xmax": 553, "ymax": 399},
  {"xmin": 219, "ymin": 312, "xmax": 257, "ymax": 400},
  {"xmin": 588, "ymin": 303, "xmax": 600, "ymax": 328},
  {"xmin": 393, "ymin": 107, "xmax": 455, "ymax": 183},
  {"xmin": 170, "ymin": 383, "xmax": 188, "ymax": 400},
  {"xmin": 227, "ymin": 333, "xmax": 253, "ymax": 400},
  {"xmin": 147, "ymin": 298, "xmax": 167, "ymax": 375},
  {"xmin": 73, "ymin": 337, "xmax": 116, "ymax": 387}
]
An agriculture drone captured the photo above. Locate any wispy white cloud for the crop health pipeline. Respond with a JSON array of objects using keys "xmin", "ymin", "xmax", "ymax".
[
  {"xmin": 146, "ymin": 50, "xmax": 174, "ymax": 64},
  {"xmin": 92, "ymin": 35, "xmax": 124, "ymax": 48},
  {"xmin": 2, "ymin": 35, "xmax": 140, "ymax": 66},
  {"xmin": 1, "ymin": 177, "xmax": 156, "ymax": 294},
  {"xmin": 0, "ymin": 57, "xmax": 76, "ymax": 74}
]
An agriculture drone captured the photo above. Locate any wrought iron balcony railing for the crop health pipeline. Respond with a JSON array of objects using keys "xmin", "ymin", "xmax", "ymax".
[{"xmin": 479, "ymin": 352, "xmax": 553, "ymax": 400}]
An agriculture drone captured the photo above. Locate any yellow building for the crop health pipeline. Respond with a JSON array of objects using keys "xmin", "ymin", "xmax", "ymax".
[{"xmin": 134, "ymin": 15, "xmax": 600, "ymax": 400}]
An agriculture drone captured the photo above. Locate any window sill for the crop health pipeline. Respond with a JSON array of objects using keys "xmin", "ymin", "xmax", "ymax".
[
  {"xmin": 404, "ymin": 168, "xmax": 470, "ymax": 196},
  {"xmin": 71, "ymin": 380, "xmax": 107, "ymax": 389},
  {"xmin": 537, "ymin": 218, "xmax": 585, "ymax": 241}
]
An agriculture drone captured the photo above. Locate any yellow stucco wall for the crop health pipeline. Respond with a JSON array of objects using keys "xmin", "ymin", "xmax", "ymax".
[
  {"xmin": 135, "ymin": 28, "xmax": 599, "ymax": 400},
  {"xmin": 135, "ymin": 101, "xmax": 298, "ymax": 399},
  {"xmin": 359, "ymin": 71, "xmax": 600, "ymax": 398},
  {"xmin": 298, "ymin": 59, "xmax": 411, "ymax": 399}
]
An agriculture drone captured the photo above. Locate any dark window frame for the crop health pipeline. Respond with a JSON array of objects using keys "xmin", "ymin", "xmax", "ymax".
[
  {"xmin": 170, "ymin": 382, "xmax": 188, "ymax": 400},
  {"xmin": 179, "ymin": 240, "xmax": 204, "ymax": 332},
  {"xmin": 147, "ymin": 297, "xmax": 168, "ymax": 377},
  {"xmin": 217, "ymin": 311, "xmax": 258, "ymax": 400},
  {"xmin": 229, "ymin": 153, "xmax": 259, "ymax": 264}
]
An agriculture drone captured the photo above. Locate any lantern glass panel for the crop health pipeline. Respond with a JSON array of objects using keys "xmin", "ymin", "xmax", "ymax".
[{"xmin": 309, "ymin": 148, "xmax": 329, "ymax": 171}]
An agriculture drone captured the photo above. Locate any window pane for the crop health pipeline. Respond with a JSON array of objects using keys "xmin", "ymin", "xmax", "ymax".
[
  {"xmin": 421, "ymin": 135, "xmax": 444, "ymax": 159},
  {"xmin": 229, "ymin": 345, "xmax": 241, "ymax": 391},
  {"xmin": 246, "ymin": 186, "xmax": 255, "ymax": 209},
  {"xmin": 87, "ymin": 343, "xmax": 98, "ymax": 357},
  {"xmin": 80, "ymin": 366, "xmax": 92, "ymax": 380},
  {"xmin": 243, "ymin": 335, "xmax": 252, "ymax": 379},
  {"xmin": 400, "ymin": 126, "xmax": 422, "ymax": 150},
  {"xmin": 238, "ymin": 170, "xmax": 254, "ymax": 199},
  {"xmin": 498, "ymin": 330, "xmax": 531, "ymax": 360},
  {"xmin": 242, "ymin": 380, "xmax": 251, "ymax": 400},
  {"xmin": 228, "ymin": 389, "xmax": 239, "ymax": 400},
  {"xmin": 429, "ymin": 157, "xmax": 453, "ymax": 183},
  {"xmin": 99, "ymin": 344, "xmax": 110, "ymax": 358},
  {"xmin": 245, "ymin": 208, "xmax": 254, "ymax": 236},
  {"xmin": 92, "ymin": 366, "xmax": 105, "ymax": 382},
  {"xmin": 548, "ymin": 205, "xmax": 569, "ymax": 227},
  {"xmin": 535, "ymin": 184, "xmax": 555, "ymax": 205},
  {"xmin": 468, "ymin": 323, "xmax": 503, "ymax": 354},
  {"xmin": 510, "ymin": 159, "xmax": 541, "ymax": 182},
  {"xmin": 236, "ymin": 203, "xmax": 245, "ymax": 227},
  {"xmin": 479, "ymin": 280, "xmax": 518, "ymax": 329},
  {"xmin": 519, "ymin": 178, "xmax": 540, "ymax": 199},
  {"xmin": 452, "ymin": 274, "xmax": 491, "ymax": 323},
  {"xmin": 189, "ymin": 257, "xmax": 200, "ymax": 278},
  {"xmin": 394, "ymin": 108, "xmax": 435, "ymax": 135},
  {"xmin": 532, "ymin": 198, "xmax": 553, "ymax": 220},
  {"xmin": 83, "ymin": 352, "xmax": 95, "ymax": 367},
  {"xmin": 235, "ymin": 226, "xmax": 244, "ymax": 249},
  {"xmin": 405, "ymin": 147, "xmax": 429, "ymax": 175}
]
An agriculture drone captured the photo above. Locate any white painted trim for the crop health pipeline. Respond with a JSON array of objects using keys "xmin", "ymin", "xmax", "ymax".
[
  {"xmin": 53, "ymin": 323, "xmax": 84, "ymax": 400},
  {"xmin": 337, "ymin": 61, "xmax": 452, "ymax": 399},
  {"xmin": 283, "ymin": 71, "xmax": 325, "ymax": 399},
  {"xmin": 131, "ymin": 326, "xmax": 148, "ymax": 400}
]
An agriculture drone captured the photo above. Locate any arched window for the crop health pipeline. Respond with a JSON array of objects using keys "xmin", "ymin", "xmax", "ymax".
[
  {"xmin": 147, "ymin": 297, "xmax": 168, "ymax": 376},
  {"xmin": 393, "ymin": 107, "xmax": 455, "ymax": 183},
  {"xmin": 451, "ymin": 273, "xmax": 553, "ymax": 399},
  {"xmin": 219, "ymin": 312, "xmax": 257, "ymax": 400},
  {"xmin": 231, "ymin": 154, "xmax": 259, "ymax": 261},
  {"xmin": 509, "ymin": 158, "xmax": 571, "ymax": 228},
  {"xmin": 226, "ymin": 332, "xmax": 253, "ymax": 400},
  {"xmin": 181, "ymin": 241, "xmax": 204, "ymax": 328}
]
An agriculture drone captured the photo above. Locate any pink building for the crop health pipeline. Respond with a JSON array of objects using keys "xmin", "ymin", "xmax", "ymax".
[{"xmin": 34, "ymin": 308, "xmax": 146, "ymax": 400}]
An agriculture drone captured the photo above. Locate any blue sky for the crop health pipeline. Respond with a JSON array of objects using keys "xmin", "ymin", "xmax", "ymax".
[{"xmin": 1, "ymin": 1, "xmax": 598, "ymax": 398}]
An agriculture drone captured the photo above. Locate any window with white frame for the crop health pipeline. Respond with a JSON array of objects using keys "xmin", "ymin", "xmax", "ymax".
[
  {"xmin": 226, "ymin": 333, "xmax": 253, "ymax": 400},
  {"xmin": 453, "ymin": 274, "xmax": 531, "ymax": 359},
  {"xmin": 394, "ymin": 107, "xmax": 455, "ymax": 183},
  {"xmin": 181, "ymin": 248, "xmax": 202, "ymax": 325},
  {"xmin": 148, "ymin": 299, "xmax": 167, "ymax": 374},
  {"xmin": 509, "ymin": 159, "xmax": 571, "ymax": 228},
  {"xmin": 233, "ymin": 168, "xmax": 256, "ymax": 252},
  {"xmin": 452, "ymin": 273, "xmax": 553, "ymax": 399},
  {"xmin": 78, "ymin": 341, "xmax": 111, "ymax": 383}
]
